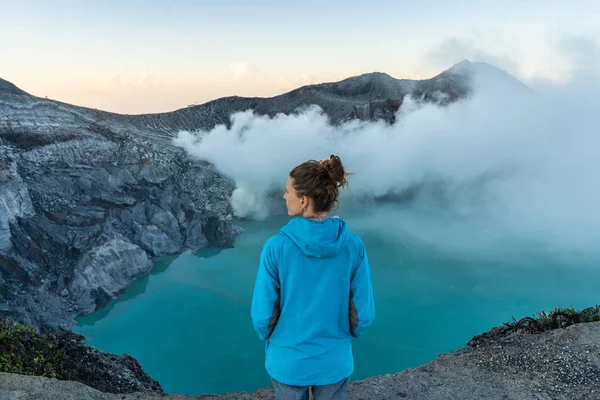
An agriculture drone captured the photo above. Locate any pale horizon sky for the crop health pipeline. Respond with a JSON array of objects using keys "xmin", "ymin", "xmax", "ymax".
[{"xmin": 2, "ymin": 0, "xmax": 599, "ymax": 114}]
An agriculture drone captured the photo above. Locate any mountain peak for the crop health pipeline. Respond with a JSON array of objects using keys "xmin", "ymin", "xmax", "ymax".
[
  {"xmin": 446, "ymin": 59, "xmax": 474, "ymax": 74},
  {"xmin": 358, "ymin": 71, "xmax": 396, "ymax": 79},
  {"xmin": 443, "ymin": 59, "xmax": 514, "ymax": 78},
  {"xmin": 438, "ymin": 59, "xmax": 529, "ymax": 90},
  {"xmin": 336, "ymin": 71, "xmax": 399, "ymax": 85}
]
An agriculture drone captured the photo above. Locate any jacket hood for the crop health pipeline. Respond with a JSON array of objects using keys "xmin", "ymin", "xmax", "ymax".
[{"xmin": 280, "ymin": 217, "xmax": 350, "ymax": 258}]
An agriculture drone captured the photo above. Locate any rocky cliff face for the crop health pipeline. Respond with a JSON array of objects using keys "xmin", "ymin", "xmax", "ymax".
[
  {"xmin": 0, "ymin": 60, "xmax": 508, "ymax": 331},
  {"xmin": 0, "ymin": 94, "xmax": 240, "ymax": 331}
]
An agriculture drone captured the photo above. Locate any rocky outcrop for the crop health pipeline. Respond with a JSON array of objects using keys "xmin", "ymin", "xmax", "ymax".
[
  {"xmin": 1, "ymin": 321, "xmax": 599, "ymax": 400},
  {"xmin": 0, "ymin": 321, "xmax": 162, "ymax": 395},
  {"xmin": 70, "ymin": 238, "xmax": 153, "ymax": 314},
  {"xmin": 0, "ymin": 60, "xmax": 520, "ymax": 332}
]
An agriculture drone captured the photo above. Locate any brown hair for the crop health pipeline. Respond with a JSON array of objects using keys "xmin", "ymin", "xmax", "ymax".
[{"xmin": 289, "ymin": 155, "xmax": 351, "ymax": 213}]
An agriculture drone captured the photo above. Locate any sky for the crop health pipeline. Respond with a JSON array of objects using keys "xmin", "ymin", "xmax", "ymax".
[{"xmin": 2, "ymin": 0, "xmax": 599, "ymax": 114}]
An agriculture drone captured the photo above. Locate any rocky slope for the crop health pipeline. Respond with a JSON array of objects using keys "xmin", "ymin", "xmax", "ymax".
[
  {"xmin": 0, "ymin": 318, "xmax": 161, "ymax": 394},
  {"xmin": 0, "ymin": 60, "xmax": 519, "ymax": 332},
  {"xmin": 1, "ymin": 320, "xmax": 599, "ymax": 400}
]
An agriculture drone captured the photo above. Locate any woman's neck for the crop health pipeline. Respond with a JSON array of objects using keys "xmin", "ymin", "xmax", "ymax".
[{"xmin": 303, "ymin": 210, "xmax": 327, "ymax": 219}]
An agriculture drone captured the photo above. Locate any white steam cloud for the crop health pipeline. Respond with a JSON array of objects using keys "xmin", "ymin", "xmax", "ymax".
[{"xmin": 173, "ymin": 67, "xmax": 600, "ymax": 259}]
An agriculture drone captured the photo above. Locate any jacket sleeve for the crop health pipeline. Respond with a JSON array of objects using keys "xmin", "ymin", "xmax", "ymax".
[
  {"xmin": 251, "ymin": 237, "xmax": 281, "ymax": 341},
  {"xmin": 349, "ymin": 241, "xmax": 375, "ymax": 338}
]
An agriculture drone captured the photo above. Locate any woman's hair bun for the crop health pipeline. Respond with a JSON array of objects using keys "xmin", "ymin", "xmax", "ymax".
[{"xmin": 320, "ymin": 155, "xmax": 348, "ymax": 188}]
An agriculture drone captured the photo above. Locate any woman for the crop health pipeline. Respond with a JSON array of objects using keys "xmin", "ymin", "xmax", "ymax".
[{"xmin": 251, "ymin": 155, "xmax": 376, "ymax": 400}]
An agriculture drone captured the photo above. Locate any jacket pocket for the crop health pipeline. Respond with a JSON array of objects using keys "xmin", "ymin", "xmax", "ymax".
[
  {"xmin": 267, "ymin": 291, "xmax": 281, "ymax": 339},
  {"xmin": 349, "ymin": 291, "xmax": 359, "ymax": 338}
]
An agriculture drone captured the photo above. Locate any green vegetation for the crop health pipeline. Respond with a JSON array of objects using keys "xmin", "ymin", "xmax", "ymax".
[
  {"xmin": 514, "ymin": 305, "xmax": 600, "ymax": 333},
  {"xmin": 468, "ymin": 305, "xmax": 600, "ymax": 347},
  {"xmin": 0, "ymin": 318, "xmax": 67, "ymax": 378},
  {"xmin": 536, "ymin": 305, "xmax": 600, "ymax": 328}
]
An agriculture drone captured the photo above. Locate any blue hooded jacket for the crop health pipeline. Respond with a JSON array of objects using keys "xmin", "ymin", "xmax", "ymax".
[{"xmin": 251, "ymin": 217, "xmax": 375, "ymax": 386}]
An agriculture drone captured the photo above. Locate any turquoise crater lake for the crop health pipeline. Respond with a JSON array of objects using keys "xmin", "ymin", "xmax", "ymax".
[{"xmin": 74, "ymin": 204, "xmax": 600, "ymax": 395}]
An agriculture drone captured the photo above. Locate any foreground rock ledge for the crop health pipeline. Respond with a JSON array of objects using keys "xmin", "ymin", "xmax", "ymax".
[{"xmin": 2, "ymin": 321, "xmax": 600, "ymax": 400}]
